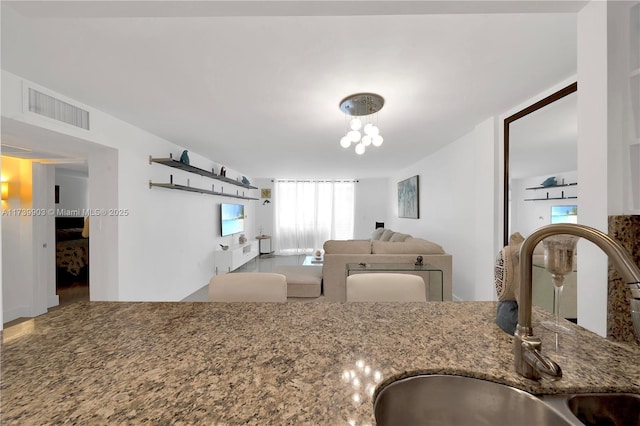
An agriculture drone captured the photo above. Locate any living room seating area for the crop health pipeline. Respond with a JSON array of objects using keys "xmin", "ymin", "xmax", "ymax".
[
  {"xmin": 322, "ymin": 229, "xmax": 453, "ymax": 302},
  {"xmin": 191, "ymin": 228, "xmax": 453, "ymax": 303}
]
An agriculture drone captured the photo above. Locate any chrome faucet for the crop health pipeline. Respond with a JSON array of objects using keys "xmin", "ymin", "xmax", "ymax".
[{"xmin": 514, "ymin": 223, "xmax": 640, "ymax": 381}]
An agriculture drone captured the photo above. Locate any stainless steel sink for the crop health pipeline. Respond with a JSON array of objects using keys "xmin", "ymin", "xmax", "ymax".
[
  {"xmin": 373, "ymin": 375, "xmax": 575, "ymax": 426},
  {"xmin": 542, "ymin": 393, "xmax": 640, "ymax": 426}
]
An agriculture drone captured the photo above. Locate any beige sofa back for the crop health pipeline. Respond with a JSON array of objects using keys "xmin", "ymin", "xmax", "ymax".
[
  {"xmin": 323, "ymin": 240, "xmax": 371, "ymax": 254},
  {"xmin": 322, "ymin": 253, "xmax": 452, "ymax": 302},
  {"xmin": 371, "ymin": 238, "xmax": 445, "ymax": 255},
  {"xmin": 322, "ymin": 237, "xmax": 444, "ymax": 255},
  {"xmin": 322, "ymin": 233, "xmax": 452, "ymax": 302}
]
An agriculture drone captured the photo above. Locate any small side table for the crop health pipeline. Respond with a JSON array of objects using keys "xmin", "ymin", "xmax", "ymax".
[{"xmin": 256, "ymin": 235, "xmax": 273, "ymax": 255}]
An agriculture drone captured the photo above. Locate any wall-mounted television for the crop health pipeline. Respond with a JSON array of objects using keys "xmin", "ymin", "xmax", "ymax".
[
  {"xmin": 220, "ymin": 203, "xmax": 245, "ymax": 237},
  {"xmin": 551, "ymin": 205, "xmax": 578, "ymax": 224}
]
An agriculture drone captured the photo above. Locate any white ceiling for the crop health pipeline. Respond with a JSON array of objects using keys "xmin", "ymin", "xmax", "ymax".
[
  {"xmin": 510, "ymin": 90, "xmax": 577, "ymax": 179},
  {"xmin": 1, "ymin": 1, "xmax": 581, "ymax": 179}
]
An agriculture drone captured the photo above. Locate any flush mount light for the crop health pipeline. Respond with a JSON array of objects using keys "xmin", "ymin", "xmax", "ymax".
[{"xmin": 339, "ymin": 93, "xmax": 384, "ymax": 155}]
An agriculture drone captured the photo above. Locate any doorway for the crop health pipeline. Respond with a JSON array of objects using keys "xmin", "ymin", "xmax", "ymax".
[
  {"xmin": 54, "ymin": 167, "xmax": 90, "ymax": 307},
  {"xmin": 2, "ymin": 118, "xmax": 118, "ymax": 325}
]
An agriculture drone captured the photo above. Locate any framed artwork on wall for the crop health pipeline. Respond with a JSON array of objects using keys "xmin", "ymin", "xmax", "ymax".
[
  {"xmin": 261, "ymin": 188, "xmax": 272, "ymax": 199},
  {"xmin": 398, "ymin": 175, "xmax": 419, "ymax": 219}
]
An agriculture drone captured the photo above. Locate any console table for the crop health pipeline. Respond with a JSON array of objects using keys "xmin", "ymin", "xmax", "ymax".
[
  {"xmin": 214, "ymin": 241, "xmax": 259, "ymax": 274},
  {"xmin": 346, "ymin": 262, "xmax": 445, "ymax": 301}
]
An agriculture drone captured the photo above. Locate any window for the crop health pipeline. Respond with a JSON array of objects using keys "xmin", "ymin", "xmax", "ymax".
[{"xmin": 274, "ymin": 180, "xmax": 355, "ymax": 255}]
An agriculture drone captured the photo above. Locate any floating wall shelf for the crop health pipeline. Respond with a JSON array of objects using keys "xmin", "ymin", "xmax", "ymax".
[
  {"xmin": 149, "ymin": 154, "xmax": 258, "ymax": 200},
  {"xmin": 149, "ymin": 155, "xmax": 258, "ymax": 190},
  {"xmin": 149, "ymin": 180, "xmax": 258, "ymax": 200},
  {"xmin": 525, "ymin": 182, "xmax": 577, "ymax": 191},
  {"xmin": 524, "ymin": 196, "xmax": 578, "ymax": 202},
  {"xmin": 524, "ymin": 182, "xmax": 578, "ymax": 201}
]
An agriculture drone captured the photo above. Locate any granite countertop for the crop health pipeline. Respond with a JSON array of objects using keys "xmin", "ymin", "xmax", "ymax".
[{"xmin": 1, "ymin": 301, "xmax": 639, "ymax": 424}]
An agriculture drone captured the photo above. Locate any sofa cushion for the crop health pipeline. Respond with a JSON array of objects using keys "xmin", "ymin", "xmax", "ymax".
[
  {"xmin": 389, "ymin": 232, "xmax": 411, "ymax": 242},
  {"xmin": 380, "ymin": 229, "xmax": 395, "ymax": 241},
  {"xmin": 372, "ymin": 238, "xmax": 445, "ymax": 254},
  {"xmin": 323, "ymin": 239, "xmax": 371, "ymax": 254},
  {"xmin": 371, "ymin": 228, "xmax": 386, "ymax": 240}
]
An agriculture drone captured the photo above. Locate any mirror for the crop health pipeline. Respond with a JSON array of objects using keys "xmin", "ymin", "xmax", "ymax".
[
  {"xmin": 503, "ymin": 82, "xmax": 577, "ymax": 244},
  {"xmin": 503, "ymin": 82, "xmax": 578, "ymax": 320}
]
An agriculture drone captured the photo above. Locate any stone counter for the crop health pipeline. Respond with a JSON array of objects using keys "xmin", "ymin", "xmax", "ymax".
[{"xmin": 1, "ymin": 301, "xmax": 639, "ymax": 424}]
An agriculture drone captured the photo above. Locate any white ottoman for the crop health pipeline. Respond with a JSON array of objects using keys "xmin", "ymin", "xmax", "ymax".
[{"xmin": 274, "ymin": 265, "xmax": 323, "ymax": 298}]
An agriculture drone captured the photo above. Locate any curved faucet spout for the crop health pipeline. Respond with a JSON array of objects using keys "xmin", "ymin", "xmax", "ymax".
[
  {"xmin": 514, "ymin": 223, "xmax": 640, "ymax": 380},
  {"xmin": 521, "ymin": 340, "xmax": 562, "ymax": 381}
]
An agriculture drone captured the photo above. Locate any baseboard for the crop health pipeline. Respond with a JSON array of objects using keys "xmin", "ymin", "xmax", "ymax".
[
  {"xmin": 3, "ymin": 305, "xmax": 32, "ymax": 324},
  {"xmin": 48, "ymin": 294, "xmax": 60, "ymax": 308}
]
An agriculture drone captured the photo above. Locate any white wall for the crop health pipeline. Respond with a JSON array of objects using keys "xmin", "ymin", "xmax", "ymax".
[
  {"xmin": 1, "ymin": 157, "xmax": 36, "ymax": 321},
  {"xmin": 253, "ymin": 178, "xmax": 274, "ymax": 238},
  {"xmin": 32, "ymin": 163, "xmax": 57, "ymax": 311},
  {"xmin": 608, "ymin": 1, "xmax": 640, "ymax": 215},
  {"xmin": 354, "ymin": 178, "xmax": 389, "ymax": 240},
  {"xmin": 576, "ymin": 1, "xmax": 612, "ymax": 336},
  {"xmin": 1, "ymin": 70, "xmax": 258, "ymax": 304},
  {"xmin": 0, "ymin": 157, "xmax": 57, "ymax": 323},
  {"xmin": 387, "ymin": 117, "xmax": 498, "ymax": 302},
  {"xmin": 54, "ymin": 168, "xmax": 88, "ymax": 215}
]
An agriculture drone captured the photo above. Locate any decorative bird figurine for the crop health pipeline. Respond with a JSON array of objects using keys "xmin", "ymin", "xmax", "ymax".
[{"xmin": 180, "ymin": 150, "xmax": 190, "ymax": 165}]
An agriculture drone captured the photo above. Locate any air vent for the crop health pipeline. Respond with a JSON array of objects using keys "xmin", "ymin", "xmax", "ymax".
[{"xmin": 28, "ymin": 88, "xmax": 90, "ymax": 130}]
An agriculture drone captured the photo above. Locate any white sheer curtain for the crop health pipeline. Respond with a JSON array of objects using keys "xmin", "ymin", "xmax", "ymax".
[{"xmin": 274, "ymin": 180, "xmax": 355, "ymax": 255}]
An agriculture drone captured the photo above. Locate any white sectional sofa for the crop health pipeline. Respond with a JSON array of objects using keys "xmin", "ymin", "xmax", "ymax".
[{"xmin": 322, "ymin": 229, "xmax": 453, "ymax": 302}]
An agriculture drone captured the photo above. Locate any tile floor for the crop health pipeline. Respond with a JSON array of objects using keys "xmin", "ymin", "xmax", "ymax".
[
  {"xmin": 3, "ymin": 254, "xmax": 319, "ymax": 330},
  {"xmin": 182, "ymin": 254, "xmax": 322, "ymax": 302}
]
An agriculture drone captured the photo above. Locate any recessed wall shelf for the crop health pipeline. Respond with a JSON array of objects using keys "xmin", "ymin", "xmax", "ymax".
[{"xmin": 149, "ymin": 154, "xmax": 258, "ymax": 200}]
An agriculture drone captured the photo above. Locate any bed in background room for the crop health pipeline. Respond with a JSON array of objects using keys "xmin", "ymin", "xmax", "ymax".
[{"xmin": 55, "ymin": 217, "xmax": 89, "ymax": 288}]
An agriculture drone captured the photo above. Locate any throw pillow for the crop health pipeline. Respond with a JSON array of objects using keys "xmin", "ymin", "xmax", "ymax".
[
  {"xmin": 389, "ymin": 232, "xmax": 410, "ymax": 242},
  {"xmin": 380, "ymin": 229, "xmax": 395, "ymax": 241},
  {"xmin": 371, "ymin": 228, "xmax": 386, "ymax": 240}
]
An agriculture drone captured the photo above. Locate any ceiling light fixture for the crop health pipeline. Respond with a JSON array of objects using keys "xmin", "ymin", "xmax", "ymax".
[{"xmin": 339, "ymin": 93, "xmax": 384, "ymax": 155}]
